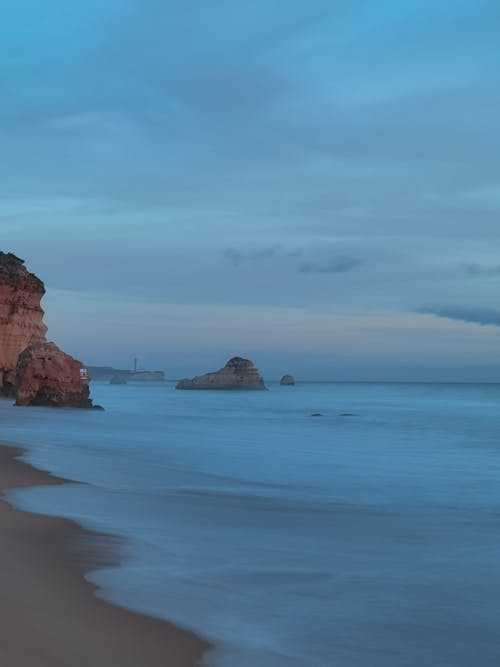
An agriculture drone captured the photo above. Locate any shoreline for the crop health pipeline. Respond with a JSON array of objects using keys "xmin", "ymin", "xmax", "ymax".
[{"xmin": 0, "ymin": 442, "xmax": 210, "ymax": 667}]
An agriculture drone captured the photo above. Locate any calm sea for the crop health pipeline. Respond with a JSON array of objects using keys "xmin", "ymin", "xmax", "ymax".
[{"xmin": 2, "ymin": 381, "xmax": 500, "ymax": 666}]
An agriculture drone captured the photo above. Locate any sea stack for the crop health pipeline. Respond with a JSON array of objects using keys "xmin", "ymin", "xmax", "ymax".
[
  {"xmin": 15, "ymin": 342, "xmax": 93, "ymax": 408},
  {"xmin": 176, "ymin": 356, "xmax": 266, "ymax": 390},
  {"xmin": 0, "ymin": 251, "xmax": 95, "ymax": 407},
  {"xmin": 280, "ymin": 374, "xmax": 295, "ymax": 386}
]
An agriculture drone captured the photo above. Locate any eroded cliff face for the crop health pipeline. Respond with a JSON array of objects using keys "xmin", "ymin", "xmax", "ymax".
[
  {"xmin": 0, "ymin": 251, "xmax": 95, "ymax": 408},
  {"xmin": 0, "ymin": 253, "xmax": 47, "ymax": 395}
]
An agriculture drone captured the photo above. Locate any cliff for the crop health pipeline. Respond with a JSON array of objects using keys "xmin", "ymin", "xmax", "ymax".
[
  {"xmin": 280, "ymin": 374, "xmax": 295, "ymax": 386},
  {"xmin": 0, "ymin": 253, "xmax": 47, "ymax": 395},
  {"xmin": 0, "ymin": 251, "xmax": 95, "ymax": 408},
  {"xmin": 176, "ymin": 356, "xmax": 266, "ymax": 390}
]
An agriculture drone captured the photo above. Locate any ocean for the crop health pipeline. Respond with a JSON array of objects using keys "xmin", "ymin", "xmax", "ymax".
[{"xmin": 2, "ymin": 381, "xmax": 500, "ymax": 666}]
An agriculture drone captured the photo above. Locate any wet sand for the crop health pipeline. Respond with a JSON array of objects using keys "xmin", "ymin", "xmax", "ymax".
[{"xmin": 0, "ymin": 443, "xmax": 210, "ymax": 667}]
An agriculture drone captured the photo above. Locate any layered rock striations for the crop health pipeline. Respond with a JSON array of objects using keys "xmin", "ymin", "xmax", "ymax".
[
  {"xmin": 0, "ymin": 253, "xmax": 47, "ymax": 395},
  {"xmin": 176, "ymin": 356, "xmax": 266, "ymax": 390},
  {"xmin": 0, "ymin": 251, "xmax": 95, "ymax": 408},
  {"xmin": 15, "ymin": 342, "xmax": 93, "ymax": 408}
]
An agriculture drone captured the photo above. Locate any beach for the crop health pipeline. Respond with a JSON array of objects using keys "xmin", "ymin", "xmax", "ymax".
[
  {"xmin": 0, "ymin": 443, "xmax": 209, "ymax": 667},
  {"xmin": 2, "ymin": 382, "xmax": 500, "ymax": 667}
]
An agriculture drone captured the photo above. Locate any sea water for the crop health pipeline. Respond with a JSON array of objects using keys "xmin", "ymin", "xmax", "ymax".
[{"xmin": 2, "ymin": 381, "xmax": 500, "ymax": 666}]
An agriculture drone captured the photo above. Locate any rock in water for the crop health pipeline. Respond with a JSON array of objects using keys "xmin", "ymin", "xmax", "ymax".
[
  {"xmin": 176, "ymin": 356, "xmax": 266, "ymax": 390},
  {"xmin": 0, "ymin": 252, "xmax": 47, "ymax": 395},
  {"xmin": 15, "ymin": 342, "xmax": 94, "ymax": 408},
  {"xmin": 0, "ymin": 251, "xmax": 97, "ymax": 407},
  {"xmin": 280, "ymin": 374, "xmax": 295, "ymax": 386}
]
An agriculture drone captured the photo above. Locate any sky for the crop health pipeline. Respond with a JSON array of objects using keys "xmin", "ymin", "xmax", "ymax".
[{"xmin": 1, "ymin": 0, "xmax": 500, "ymax": 381}]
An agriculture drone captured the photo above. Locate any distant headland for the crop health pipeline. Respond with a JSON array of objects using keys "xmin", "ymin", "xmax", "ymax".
[{"xmin": 88, "ymin": 362, "xmax": 165, "ymax": 384}]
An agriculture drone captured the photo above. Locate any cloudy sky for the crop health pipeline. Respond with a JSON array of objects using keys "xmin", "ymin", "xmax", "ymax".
[{"xmin": 2, "ymin": 0, "xmax": 500, "ymax": 380}]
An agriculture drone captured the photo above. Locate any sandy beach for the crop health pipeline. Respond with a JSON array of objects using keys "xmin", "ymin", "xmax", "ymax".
[{"xmin": 0, "ymin": 443, "xmax": 210, "ymax": 667}]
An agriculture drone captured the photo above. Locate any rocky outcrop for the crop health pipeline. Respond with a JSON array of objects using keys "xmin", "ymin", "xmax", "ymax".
[
  {"xmin": 0, "ymin": 251, "xmax": 95, "ymax": 408},
  {"xmin": 0, "ymin": 253, "xmax": 47, "ymax": 395},
  {"xmin": 15, "ymin": 342, "xmax": 93, "ymax": 408},
  {"xmin": 176, "ymin": 356, "xmax": 266, "ymax": 390},
  {"xmin": 110, "ymin": 374, "xmax": 128, "ymax": 385},
  {"xmin": 280, "ymin": 374, "xmax": 295, "ymax": 386}
]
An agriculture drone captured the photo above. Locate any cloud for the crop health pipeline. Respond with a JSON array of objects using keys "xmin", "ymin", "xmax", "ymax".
[
  {"xmin": 224, "ymin": 246, "xmax": 302, "ymax": 267},
  {"xmin": 224, "ymin": 248, "xmax": 363, "ymax": 276},
  {"xmin": 417, "ymin": 304, "xmax": 500, "ymax": 327},
  {"xmin": 298, "ymin": 255, "xmax": 363, "ymax": 274},
  {"xmin": 461, "ymin": 262, "xmax": 500, "ymax": 276}
]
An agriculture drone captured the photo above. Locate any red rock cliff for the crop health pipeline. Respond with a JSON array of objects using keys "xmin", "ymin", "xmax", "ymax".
[
  {"xmin": 0, "ymin": 251, "xmax": 96, "ymax": 408},
  {"xmin": 0, "ymin": 253, "xmax": 47, "ymax": 395}
]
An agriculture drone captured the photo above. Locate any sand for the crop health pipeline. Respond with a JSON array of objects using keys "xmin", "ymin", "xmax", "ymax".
[{"xmin": 0, "ymin": 444, "xmax": 210, "ymax": 667}]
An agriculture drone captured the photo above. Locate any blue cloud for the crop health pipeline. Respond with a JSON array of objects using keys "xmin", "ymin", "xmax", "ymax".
[
  {"xmin": 224, "ymin": 247, "xmax": 302, "ymax": 267},
  {"xmin": 418, "ymin": 304, "xmax": 500, "ymax": 327},
  {"xmin": 298, "ymin": 256, "xmax": 363, "ymax": 274},
  {"xmin": 461, "ymin": 262, "xmax": 500, "ymax": 277}
]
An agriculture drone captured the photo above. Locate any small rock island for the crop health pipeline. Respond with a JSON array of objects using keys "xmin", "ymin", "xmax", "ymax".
[
  {"xmin": 280, "ymin": 374, "xmax": 295, "ymax": 386},
  {"xmin": 0, "ymin": 251, "xmax": 95, "ymax": 408},
  {"xmin": 176, "ymin": 356, "xmax": 266, "ymax": 390}
]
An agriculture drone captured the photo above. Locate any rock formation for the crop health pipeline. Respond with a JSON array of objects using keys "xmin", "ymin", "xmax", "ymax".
[
  {"xmin": 15, "ymin": 342, "xmax": 93, "ymax": 408},
  {"xmin": 176, "ymin": 356, "xmax": 266, "ymax": 390},
  {"xmin": 110, "ymin": 374, "xmax": 128, "ymax": 385},
  {"xmin": 0, "ymin": 251, "xmax": 95, "ymax": 407},
  {"xmin": 0, "ymin": 253, "xmax": 47, "ymax": 395},
  {"xmin": 280, "ymin": 374, "xmax": 295, "ymax": 386}
]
